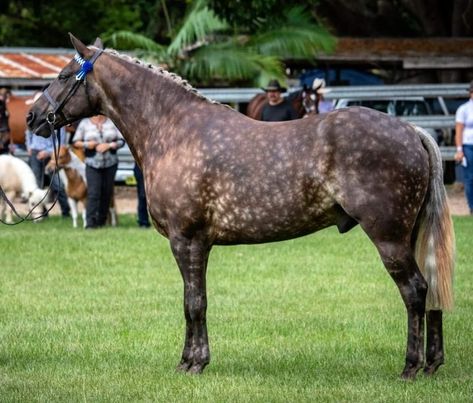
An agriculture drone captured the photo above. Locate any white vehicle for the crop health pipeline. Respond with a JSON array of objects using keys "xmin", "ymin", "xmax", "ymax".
[
  {"xmin": 116, "ymin": 144, "xmax": 136, "ymax": 185},
  {"xmin": 334, "ymin": 97, "xmax": 443, "ymax": 144}
]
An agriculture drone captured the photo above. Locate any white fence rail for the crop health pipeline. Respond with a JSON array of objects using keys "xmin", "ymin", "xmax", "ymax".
[{"xmin": 198, "ymin": 83, "xmax": 470, "ymax": 102}]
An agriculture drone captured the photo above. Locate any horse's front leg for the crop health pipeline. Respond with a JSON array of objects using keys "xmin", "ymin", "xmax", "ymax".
[
  {"xmin": 170, "ymin": 233, "xmax": 211, "ymax": 374},
  {"xmin": 68, "ymin": 197, "xmax": 78, "ymax": 228},
  {"xmin": 4, "ymin": 190, "xmax": 15, "ymax": 223}
]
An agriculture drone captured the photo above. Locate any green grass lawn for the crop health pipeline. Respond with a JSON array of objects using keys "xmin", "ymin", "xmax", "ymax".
[{"xmin": 1, "ymin": 215, "xmax": 472, "ymax": 402}]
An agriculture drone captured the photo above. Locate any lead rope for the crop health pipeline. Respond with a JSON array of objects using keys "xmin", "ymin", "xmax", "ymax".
[{"xmin": 0, "ymin": 126, "xmax": 61, "ymax": 225}]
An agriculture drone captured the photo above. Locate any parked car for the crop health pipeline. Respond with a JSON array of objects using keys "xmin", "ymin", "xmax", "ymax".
[
  {"xmin": 334, "ymin": 97, "xmax": 444, "ymax": 144},
  {"xmin": 116, "ymin": 144, "xmax": 136, "ymax": 185}
]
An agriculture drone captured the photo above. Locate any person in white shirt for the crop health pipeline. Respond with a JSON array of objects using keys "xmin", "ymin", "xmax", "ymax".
[{"xmin": 454, "ymin": 80, "xmax": 473, "ymax": 214}]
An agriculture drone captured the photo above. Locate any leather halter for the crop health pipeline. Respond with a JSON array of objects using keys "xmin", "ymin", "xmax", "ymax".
[{"xmin": 43, "ymin": 48, "xmax": 103, "ymax": 126}]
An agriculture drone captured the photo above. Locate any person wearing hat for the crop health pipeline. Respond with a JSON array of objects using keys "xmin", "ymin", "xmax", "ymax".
[
  {"xmin": 311, "ymin": 78, "xmax": 334, "ymax": 114},
  {"xmin": 261, "ymin": 79, "xmax": 298, "ymax": 122},
  {"xmin": 454, "ymin": 80, "xmax": 473, "ymax": 214}
]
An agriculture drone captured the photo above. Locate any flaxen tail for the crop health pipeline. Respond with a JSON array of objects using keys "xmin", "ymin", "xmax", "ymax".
[{"xmin": 414, "ymin": 126, "xmax": 455, "ymax": 311}]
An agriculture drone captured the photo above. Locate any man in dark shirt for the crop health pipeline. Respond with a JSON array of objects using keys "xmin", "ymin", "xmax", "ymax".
[{"xmin": 260, "ymin": 80, "xmax": 298, "ymax": 122}]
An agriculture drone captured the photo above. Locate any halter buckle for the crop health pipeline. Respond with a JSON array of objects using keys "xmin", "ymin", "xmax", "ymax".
[{"xmin": 46, "ymin": 111, "xmax": 56, "ymax": 124}]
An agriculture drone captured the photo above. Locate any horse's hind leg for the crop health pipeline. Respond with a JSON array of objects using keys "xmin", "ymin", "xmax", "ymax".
[
  {"xmin": 424, "ymin": 310, "xmax": 444, "ymax": 375},
  {"xmin": 170, "ymin": 232, "xmax": 211, "ymax": 374},
  {"xmin": 374, "ymin": 240, "xmax": 427, "ymax": 379}
]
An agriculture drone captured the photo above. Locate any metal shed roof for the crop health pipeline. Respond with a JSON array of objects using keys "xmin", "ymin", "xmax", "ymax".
[{"xmin": 0, "ymin": 48, "xmax": 73, "ymax": 87}]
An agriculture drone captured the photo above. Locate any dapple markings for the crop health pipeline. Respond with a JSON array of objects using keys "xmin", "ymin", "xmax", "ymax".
[{"xmin": 27, "ymin": 35, "xmax": 454, "ymax": 379}]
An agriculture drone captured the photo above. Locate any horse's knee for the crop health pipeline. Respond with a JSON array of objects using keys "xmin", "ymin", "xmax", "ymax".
[{"xmin": 186, "ymin": 293, "xmax": 207, "ymax": 322}]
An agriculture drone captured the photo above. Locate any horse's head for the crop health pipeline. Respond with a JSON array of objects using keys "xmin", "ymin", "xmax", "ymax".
[
  {"xmin": 301, "ymin": 87, "xmax": 318, "ymax": 116},
  {"xmin": 27, "ymin": 34, "xmax": 104, "ymax": 138},
  {"xmin": 26, "ymin": 188, "xmax": 49, "ymax": 220}
]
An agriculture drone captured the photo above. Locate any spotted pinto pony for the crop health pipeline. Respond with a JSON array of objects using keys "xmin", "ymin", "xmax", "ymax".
[{"xmin": 27, "ymin": 34, "xmax": 454, "ymax": 380}]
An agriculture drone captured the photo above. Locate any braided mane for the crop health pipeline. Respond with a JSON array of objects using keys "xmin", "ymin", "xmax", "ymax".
[{"xmin": 104, "ymin": 49, "xmax": 217, "ymax": 104}]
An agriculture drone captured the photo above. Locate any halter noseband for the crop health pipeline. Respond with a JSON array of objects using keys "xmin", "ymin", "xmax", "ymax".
[{"xmin": 43, "ymin": 48, "xmax": 103, "ymax": 125}]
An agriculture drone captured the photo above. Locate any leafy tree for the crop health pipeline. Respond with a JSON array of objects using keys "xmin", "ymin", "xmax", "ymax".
[
  {"xmin": 313, "ymin": 0, "xmax": 473, "ymax": 37},
  {"xmin": 0, "ymin": 0, "xmax": 144, "ymax": 47},
  {"xmin": 209, "ymin": 0, "xmax": 319, "ymax": 32},
  {"xmin": 105, "ymin": 0, "xmax": 335, "ymax": 86}
]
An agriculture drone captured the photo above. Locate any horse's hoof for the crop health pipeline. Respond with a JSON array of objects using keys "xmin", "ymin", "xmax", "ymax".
[
  {"xmin": 401, "ymin": 364, "xmax": 422, "ymax": 380},
  {"xmin": 176, "ymin": 361, "xmax": 191, "ymax": 372},
  {"xmin": 400, "ymin": 371, "xmax": 417, "ymax": 381},
  {"xmin": 424, "ymin": 359, "xmax": 444, "ymax": 376},
  {"xmin": 188, "ymin": 363, "xmax": 206, "ymax": 374}
]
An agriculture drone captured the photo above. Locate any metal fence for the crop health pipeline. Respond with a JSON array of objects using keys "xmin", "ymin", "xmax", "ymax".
[
  {"xmin": 201, "ymin": 84, "xmax": 466, "ymax": 161},
  {"xmin": 14, "ymin": 82, "xmax": 468, "ymax": 165},
  {"xmin": 198, "ymin": 83, "xmax": 470, "ymax": 102}
]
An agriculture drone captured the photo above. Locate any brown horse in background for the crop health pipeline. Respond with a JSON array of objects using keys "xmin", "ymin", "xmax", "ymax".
[
  {"xmin": 246, "ymin": 88, "xmax": 316, "ymax": 120},
  {"xmin": 27, "ymin": 34, "xmax": 454, "ymax": 380},
  {"xmin": 0, "ymin": 90, "xmax": 50, "ymax": 147}
]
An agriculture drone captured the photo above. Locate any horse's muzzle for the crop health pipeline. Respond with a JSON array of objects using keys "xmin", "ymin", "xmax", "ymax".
[{"xmin": 27, "ymin": 118, "xmax": 52, "ymax": 138}]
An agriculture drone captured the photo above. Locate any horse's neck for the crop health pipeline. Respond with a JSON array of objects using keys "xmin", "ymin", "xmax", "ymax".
[{"xmin": 97, "ymin": 54, "xmax": 213, "ymax": 160}]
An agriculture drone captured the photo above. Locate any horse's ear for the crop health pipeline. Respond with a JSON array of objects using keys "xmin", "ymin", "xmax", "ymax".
[
  {"xmin": 93, "ymin": 37, "xmax": 103, "ymax": 49},
  {"xmin": 69, "ymin": 33, "xmax": 91, "ymax": 58}
]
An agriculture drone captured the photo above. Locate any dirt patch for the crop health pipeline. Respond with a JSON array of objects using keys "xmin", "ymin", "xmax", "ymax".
[
  {"xmin": 109, "ymin": 184, "xmax": 473, "ymax": 217},
  {"xmin": 114, "ymin": 185, "xmax": 139, "ymax": 214},
  {"xmin": 7, "ymin": 184, "xmax": 471, "ymax": 218},
  {"xmin": 445, "ymin": 183, "xmax": 470, "ymax": 216},
  {"xmin": 78, "ymin": 184, "xmax": 473, "ymax": 217}
]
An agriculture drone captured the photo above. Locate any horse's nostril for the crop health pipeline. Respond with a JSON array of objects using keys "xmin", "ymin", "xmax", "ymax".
[{"xmin": 26, "ymin": 112, "xmax": 35, "ymax": 125}]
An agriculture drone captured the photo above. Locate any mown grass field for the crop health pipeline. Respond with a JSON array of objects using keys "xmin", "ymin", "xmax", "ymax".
[{"xmin": 0, "ymin": 215, "xmax": 472, "ymax": 402}]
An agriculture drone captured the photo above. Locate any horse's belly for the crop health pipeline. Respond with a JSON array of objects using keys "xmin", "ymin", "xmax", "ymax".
[{"xmin": 211, "ymin": 197, "xmax": 337, "ymax": 245}]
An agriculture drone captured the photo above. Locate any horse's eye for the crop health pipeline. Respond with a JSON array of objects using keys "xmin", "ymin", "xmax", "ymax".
[{"xmin": 58, "ymin": 73, "xmax": 71, "ymax": 81}]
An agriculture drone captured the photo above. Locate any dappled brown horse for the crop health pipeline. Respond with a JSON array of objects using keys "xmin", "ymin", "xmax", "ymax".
[{"xmin": 27, "ymin": 35, "xmax": 454, "ymax": 379}]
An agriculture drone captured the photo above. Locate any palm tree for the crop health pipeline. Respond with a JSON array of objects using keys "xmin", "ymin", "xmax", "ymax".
[{"xmin": 103, "ymin": 0, "xmax": 335, "ymax": 86}]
